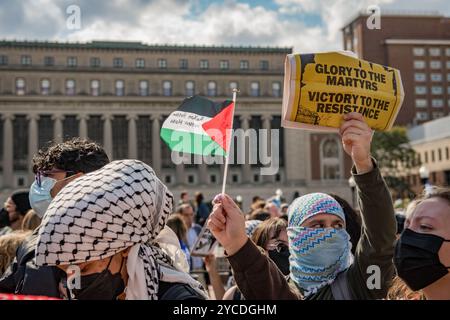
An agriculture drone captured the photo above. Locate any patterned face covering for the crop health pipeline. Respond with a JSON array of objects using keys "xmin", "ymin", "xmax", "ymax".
[
  {"xmin": 35, "ymin": 159, "xmax": 206, "ymax": 300},
  {"xmin": 287, "ymin": 193, "xmax": 353, "ymax": 297}
]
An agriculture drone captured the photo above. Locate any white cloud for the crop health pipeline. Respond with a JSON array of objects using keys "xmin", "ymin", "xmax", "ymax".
[{"xmin": 0, "ymin": 0, "xmax": 448, "ymax": 52}]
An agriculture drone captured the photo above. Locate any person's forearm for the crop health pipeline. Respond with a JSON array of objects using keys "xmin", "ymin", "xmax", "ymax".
[{"xmin": 207, "ymin": 268, "xmax": 226, "ymax": 300}]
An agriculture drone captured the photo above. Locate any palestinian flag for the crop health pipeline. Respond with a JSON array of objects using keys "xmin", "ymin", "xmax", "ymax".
[{"xmin": 160, "ymin": 95, "xmax": 234, "ymax": 156}]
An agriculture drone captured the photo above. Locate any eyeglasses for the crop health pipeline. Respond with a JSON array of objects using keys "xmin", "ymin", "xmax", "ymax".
[{"xmin": 35, "ymin": 169, "xmax": 76, "ymax": 188}]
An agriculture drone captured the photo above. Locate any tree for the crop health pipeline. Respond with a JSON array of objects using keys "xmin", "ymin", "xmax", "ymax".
[{"xmin": 371, "ymin": 126, "xmax": 418, "ymax": 198}]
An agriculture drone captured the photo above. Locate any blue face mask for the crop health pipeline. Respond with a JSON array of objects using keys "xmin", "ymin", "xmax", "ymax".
[{"xmin": 29, "ymin": 177, "xmax": 57, "ymax": 218}]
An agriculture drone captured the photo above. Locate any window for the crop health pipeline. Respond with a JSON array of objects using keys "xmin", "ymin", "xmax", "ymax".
[
  {"xmin": 13, "ymin": 116, "xmax": 28, "ymax": 170},
  {"xmin": 432, "ymin": 112, "xmax": 444, "ymax": 119},
  {"xmin": 210, "ymin": 175, "xmax": 217, "ymax": 184},
  {"xmin": 187, "ymin": 175, "xmax": 195, "ymax": 184},
  {"xmin": 232, "ymin": 174, "xmax": 239, "ymax": 183},
  {"xmin": 446, "ymin": 61, "xmax": 450, "ymax": 69},
  {"xmin": 272, "ymin": 82, "xmax": 281, "ymax": 97},
  {"xmin": 424, "ymin": 151, "xmax": 429, "ymax": 163},
  {"xmin": 415, "ymin": 86, "xmax": 427, "ymax": 95},
  {"xmin": 164, "ymin": 176, "xmax": 172, "ymax": 184},
  {"xmin": 432, "ymin": 99, "xmax": 444, "ymax": 108},
  {"xmin": 66, "ymin": 79, "xmax": 76, "ymax": 95},
  {"xmin": 179, "ymin": 59, "xmax": 188, "ymax": 69},
  {"xmin": 43, "ymin": 56, "xmax": 54, "ymax": 66},
  {"xmin": 416, "ymin": 112, "xmax": 429, "ymax": 121},
  {"xmin": 429, "ymin": 48, "xmax": 441, "ymax": 56},
  {"xmin": 137, "ymin": 116, "xmax": 152, "ymax": 165},
  {"xmin": 431, "ymin": 86, "xmax": 443, "ymax": 95},
  {"xmin": 41, "ymin": 79, "xmax": 50, "ymax": 95},
  {"xmin": 220, "ymin": 60, "xmax": 229, "ymax": 70},
  {"xmin": 260, "ymin": 60, "xmax": 269, "ymax": 70},
  {"xmin": 112, "ymin": 116, "xmax": 128, "ymax": 160},
  {"xmin": 16, "ymin": 78, "xmax": 25, "ymax": 95},
  {"xmin": 448, "ymin": 86, "xmax": 450, "ymax": 95},
  {"xmin": 162, "ymin": 81, "xmax": 172, "ymax": 96},
  {"xmin": 63, "ymin": 115, "xmax": 79, "ymax": 140},
  {"xmin": 185, "ymin": 81, "xmax": 195, "ymax": 96},
  {"xmin": 158, "ymin": 59, "xmax": 167, "ymax": 69},
  {"xmin": 446, "ymin": 48, "xmax": 450, "ymax": 56},
  {"xmin": 113, "ymin": 58, "xmax": 123, "ymax": 68},
  {"xmin": 413, "ymin": 48, "xmax": 425, "ymax": 56},
  {"xmin": 87, "ymin": 115, "xmax": 103, "ymax": 145},
  {"xmin": 90, "ymin": 57, "xmax": 101, "ymax": 67},
  {"xmin": 431, "ymin": 73, "xmax": 443, "ymax": 82},
  {"xmin": 275, "ymin": 174, "xmax": 281, "ymax": 182},
  {"xmin": 430, "ymin": 60, "xmax": 442, "ymax": 69},
  {"xmin": 250, "ymin": 82, "xmax": 260, "ymax": 97},
  {"xmin": 21, "ymin": 55, "xmax": 31, "ymax": 66},
  {"xmin": 115, "ymin": 80, "xmax": 125, "ymax": 96},
  {"xmin": 67, "ymin": 56, "xmax": 77, "ymax": 67},
  {"xmin": 139, "ymin": 80, "xmax": 148, "ymax": 96},
  {"xmin": 414, "ymin": 73, "xmax": 426, "ymax": 82},
  {"xmin": 415, "ymin": 99, "xmax": 427, "ymax": 108},
  {"xmin": 207, "ymin": 81, "xmax": 217, "ymax": 96},
  {"xmin": 254, "ymin": 174, "xmax": 260, "ymax": 182},
  {"xmin": 135, "ymin": 58, "xmax": 145, "ymax": 68},
  {"xmin": 432, "ymin": 150, "xmax": 435, "ymax": 162},
  {"xmin": 438, "ymin": 148, "xmax": 442, "ymax": 161},
  {"xmin": 90, "ymin": 80, "xmax": 100, "ymax": 96},
  {"xmin": 446, "ymin": 147, "xmax": 449, "ymax": 160},
  {"xmin": 240, "ymin": 60, "xmax": 249, "ymax": 70},
  {"xmin": 413, "ymin": 60, "xmax": 425, "ymax": 69},
  {"xmin": 0, "ymin": 55, "xmax": 7, "ymax": 65},
  {"xmin": 200, "ymin": 60, "xmax": 209, "ymax": 69},
  {"xmin": 321, "ymin": 138, "xmax": 341, "ymax": 180}
]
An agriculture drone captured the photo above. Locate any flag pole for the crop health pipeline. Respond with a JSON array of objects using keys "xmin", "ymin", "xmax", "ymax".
[{"xmin": 221, "ymin": 88, "xmax": 239, "ymax": 195}]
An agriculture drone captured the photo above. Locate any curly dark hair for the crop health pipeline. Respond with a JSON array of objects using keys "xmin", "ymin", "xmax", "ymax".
[{"xmin": 32, "ymin": 138, "xmax": 109, "ymax": 174}]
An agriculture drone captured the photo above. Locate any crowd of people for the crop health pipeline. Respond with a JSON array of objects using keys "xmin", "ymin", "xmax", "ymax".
[{"xmin": 0, "ymin": 112, "xmax": 448, "ymax": 300}]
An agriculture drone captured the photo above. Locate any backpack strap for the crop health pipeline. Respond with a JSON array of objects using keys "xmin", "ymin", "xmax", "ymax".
[{"xmin": 331, "ymin": 270, "xmax": 352, "ymax": 300}]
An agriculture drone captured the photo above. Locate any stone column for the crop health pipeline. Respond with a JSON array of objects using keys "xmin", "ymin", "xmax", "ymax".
[
  {"xmin": 151, "ymin": 115, "xmax": 162, "ymax": 176},
  {"xmin": 52, "ymin": 114, "xmax": 64, "ymax": 143},
  {"xmin": 2, "ymin": 114, "xmax": 14, "ymax": 188},
  {"xmin": 261, "ymin": 114, "xmax": 274, "ymax": 183},
  {"xmin": 78, "ymin": 114, "xmax": 88, "ymax": 139},
  {"xmin": 240, "ymin": 115, "xmax": 252, "ymax": 184},
  {"xmin": 127, "ymin": 114, "xmax": 138, "ymax": 159},
  {"xmin": 27, "ymin": 114, "xmax": 39, "ymax": 183},
  {"xmin": 102, "ymin": 114, "xmax": 113, "ymax": 160}
]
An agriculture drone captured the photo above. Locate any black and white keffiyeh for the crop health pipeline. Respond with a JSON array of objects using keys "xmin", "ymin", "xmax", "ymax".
[{"xmin": 35, "ymin": 159, "xmax": 207, "ymax": 299}]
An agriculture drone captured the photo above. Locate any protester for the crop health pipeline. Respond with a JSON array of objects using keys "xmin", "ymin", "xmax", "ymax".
[
  {"xmin": 0, "ymin": 190, "xmax": 31, "ymax": 234},
  {"xmin": 0, "ymin": 138, "xmax": 109, "ymax": 297},
  {"xmin": 166, "ymin": 213, "xmax": 191, "ymax": 268},
  {"xmin": 35, "ymin": 159, "xmax": 207, "ymax": 300},
  {"xmin": 195, "ymin": 192, "xmax": 210, "ymax": 226},
  {"xmin": 0, "ymin": 231, "xmax": 31, "ymax": 276},
  {"xmin": 21, "ymin": 210, "xmax": 41, "ymax": 232},
  {"xmin": 265, "ymin": 201, "xmax": 281, "ymax": 218},
  {"xmin": 177, "ymin": 203, "xmax": 204, "ymax": 272},
  {"xmin": 208, "ymin": 112, "xmax": 397, "ymax": 300},
  {"xmin": 249, "ymin": 209, "xmax": 271, "ymax": 222},
  {"xmin": 179, "ymin": 191, "xmax": 190, "ymax": 205},
  {"xmin": 394, "ymin": 187, "xmax": 450, "ymax": 300},
  {"xmin": 224, "ymin": 218, "xmax": 289, "ymax": 300}
]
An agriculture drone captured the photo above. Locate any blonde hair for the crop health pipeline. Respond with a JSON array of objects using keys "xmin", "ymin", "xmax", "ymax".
[
  {"xmin": 21, "ymin": 209, "xmax": 41, "ymax": 231},
  {"xmin": 387, "ymin": 276, "xmax": 425, "ymax": 300},
  {"xmin": 0, "ymin": 230, "xmax": 31, "ymax": 275}
]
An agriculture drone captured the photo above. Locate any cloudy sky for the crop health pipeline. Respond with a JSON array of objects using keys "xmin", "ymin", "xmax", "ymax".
[{"xmin": 0, "ymin": 0, "xmax": 448, "ymax": 52}]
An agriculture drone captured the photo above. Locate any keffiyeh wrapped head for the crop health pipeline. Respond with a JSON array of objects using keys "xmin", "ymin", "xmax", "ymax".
[
  {"xmin": 287, "ymin": 192, "xmax": 353, "ymax": 297},
  {"xmin": 36, "ymin": 159, "xmax": 173, "ymax": 266}
]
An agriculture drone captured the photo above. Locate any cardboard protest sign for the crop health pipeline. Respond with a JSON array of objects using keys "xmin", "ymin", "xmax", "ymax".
[
  {"xmin": 282, "ymin": 51, "xmax": 404, "ymax": 132},
  {"xmin": 190, "ymin": 224, "xmax": 218, "ymax": 257}
]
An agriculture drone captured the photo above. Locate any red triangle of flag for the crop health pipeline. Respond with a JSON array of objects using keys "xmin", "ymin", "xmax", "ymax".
[{"xmin": 201, "ymin": 102, "xmax": 234, "ymax": 152}]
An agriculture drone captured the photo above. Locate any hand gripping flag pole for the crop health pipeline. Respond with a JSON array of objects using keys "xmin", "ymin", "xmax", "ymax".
[{"xmin": 221, "ymin": 88, "xmax": 239, "ymax": 195}]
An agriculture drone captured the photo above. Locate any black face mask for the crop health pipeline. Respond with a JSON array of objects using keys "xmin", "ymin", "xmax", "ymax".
[
  {"xmin": 0, "ymin": 208, "xmax": 10, "ymax": 228},
  {"xmin": 268, "ymin": 244, "xmax": 290, "ymax": 276},
  {"xmin": 394, "ymin": 228, "xmax": 450, "ymax": 291},
  {"xmin": 69, "ymin": 256, "xmax": 125, "ymax": 300}
]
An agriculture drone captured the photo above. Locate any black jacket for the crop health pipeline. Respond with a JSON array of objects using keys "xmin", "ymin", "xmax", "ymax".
[{"xmin": 0, "ymin": 232, "xmax": 63, "ymax": 298}]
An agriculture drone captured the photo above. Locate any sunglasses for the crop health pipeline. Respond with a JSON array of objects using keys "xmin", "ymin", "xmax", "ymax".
[{"xmin": 35, "ymin": 169, "xmax": 76, "ymax": 188}]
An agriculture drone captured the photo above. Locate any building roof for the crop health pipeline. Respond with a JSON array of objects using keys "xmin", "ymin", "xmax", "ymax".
[
  {"xmin": 408, "ymin": 116, "xmax": 450, "ymax": 145},
  {"xmin": 0, "ymin": 40, "xmax": 292, "ymax": 54}
]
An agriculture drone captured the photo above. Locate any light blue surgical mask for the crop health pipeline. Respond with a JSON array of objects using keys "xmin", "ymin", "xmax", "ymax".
[{"xmin": 29, "ymin": 177, "xmax": 57, "ymax": 218}]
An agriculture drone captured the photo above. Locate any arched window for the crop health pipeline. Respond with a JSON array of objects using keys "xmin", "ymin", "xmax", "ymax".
[
  {"xmin": 41, "ymin": 79, "xmax": 50, "ymax": 95},
  {"xmin": 90, "ymin": 80, "xmax": 100, "ymax": 96},
  {"xmin": 115, "ymin": 80, "xmax": 124, "ymax": 96},
  {"xmin": 185, "ymin": 81, "xmax": 195, "ymax": 96},
  {"xmin": 207, "ymin": 81, "xmax": 217, "ymax": 96},
  {"xmin": 16, "ymin": 78, "xmax": 26, "ymax": 95},
  {"xmin": 66, "ymin": 79, "xmax": 76, "ymax": 96},
  {"xmin": 162, "ymin": 81, "xmax": 172, "ymax": 96},
  {"xmin": 321, "ymin": 137, "xmax": 342, "ymax": 180},
  {"xmin": 139, "ymin": 80, "xmax": 149, "ymax": 96}
]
